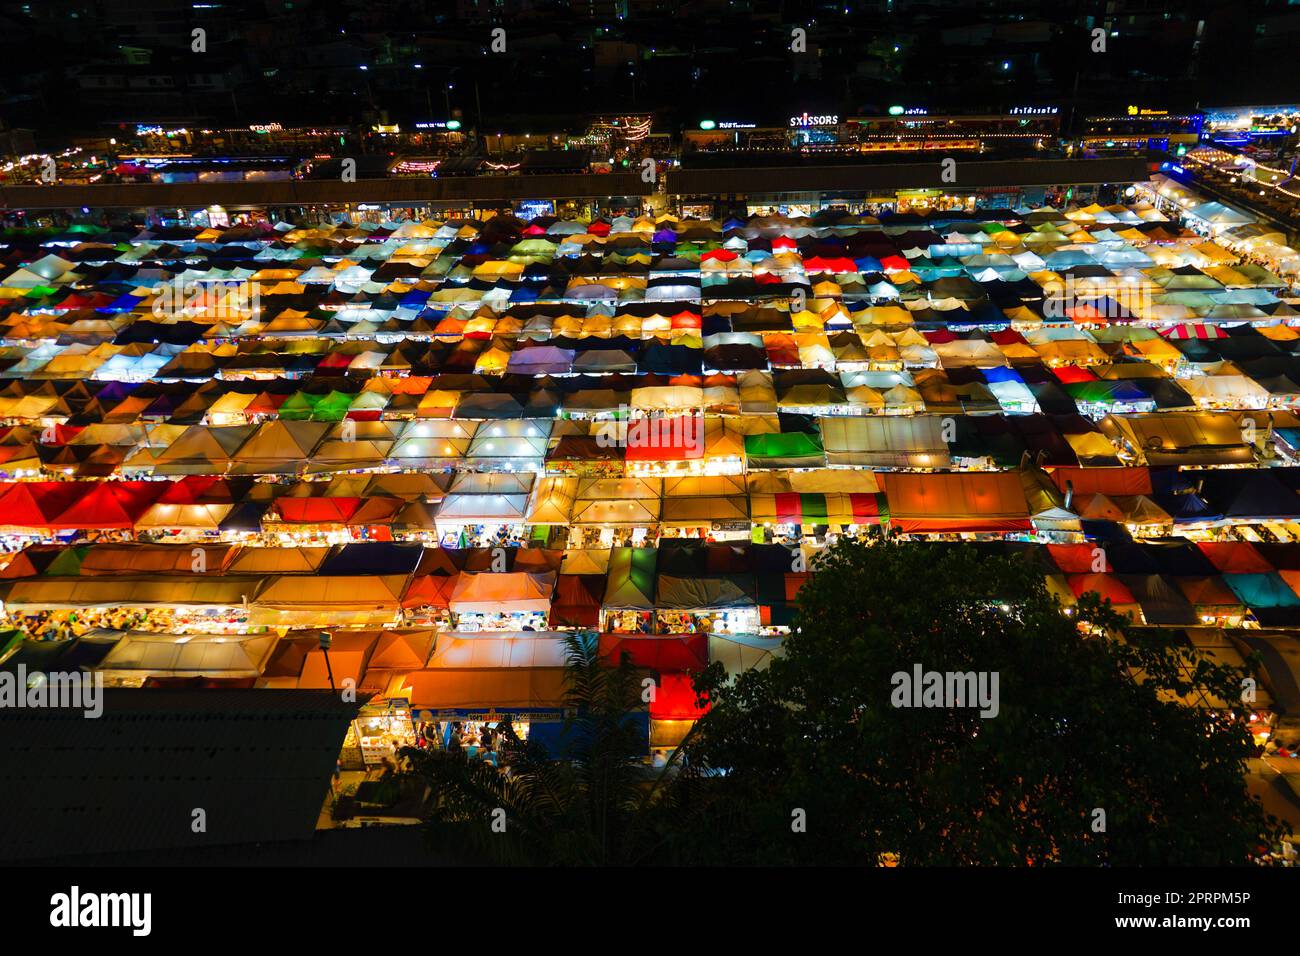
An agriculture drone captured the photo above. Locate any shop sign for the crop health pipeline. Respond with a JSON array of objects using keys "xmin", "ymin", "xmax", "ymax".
[
  {"xmin": 712, "ymin": 520, "xmax": 751, "ymax": 532},
  {"xmin": 790, "ymin": 113, "xmax": 840, "ymax": 127}
]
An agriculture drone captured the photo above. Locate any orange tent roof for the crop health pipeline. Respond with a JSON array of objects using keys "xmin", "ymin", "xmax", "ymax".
[
  {"xmin": 882, "ymin": 471, "xmax": 1031, "ymax": 533},
  {"xmin": 404, "ymin": 667, "xmax": 567, "ymax": 712}
]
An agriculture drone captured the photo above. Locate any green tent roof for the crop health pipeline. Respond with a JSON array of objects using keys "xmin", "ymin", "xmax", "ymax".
[
  {"xmin": 602, "ymin": 546, "xmax": 657, "ymax": 610},
  {"xmin": 744, "ymin": 431, "xmax": 825, "ymax": 463}
]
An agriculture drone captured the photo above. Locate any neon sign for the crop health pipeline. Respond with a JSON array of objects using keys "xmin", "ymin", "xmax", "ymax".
[{"xmin": 789, "ymin": 113, "xmax": 839, "ymax": 127}]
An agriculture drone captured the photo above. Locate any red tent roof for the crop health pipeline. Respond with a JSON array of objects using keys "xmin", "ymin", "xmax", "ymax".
[
  {"xmin": 649, "ymin": 672, "xmax": 710, "ymax": 720},
  {"xmin": 48, "ymin": 481, "xmax": 165, "ymax": 529},
  {"xmin": 401, "ymin": 572, "xmax": 460, "ymax": 610},
  {"xmin": 1196, "ymin": 541, "xmax": 1273, "ymax": 574},
  {"xmin": 600, "ymin": 634, "xmax": 707, "ymax": 672},
  {"xmin": 273, "ymin": 497, "xmax": 363, "ymax": 524},
  {"xmin": 1066, "ymin": 573, "xmax": 1137, "ymax": 605}
]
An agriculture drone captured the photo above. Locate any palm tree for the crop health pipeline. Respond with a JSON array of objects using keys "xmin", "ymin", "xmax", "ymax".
[{"xmin": 401, "ymin": 632, "xmax": 702, "ymax": 865}]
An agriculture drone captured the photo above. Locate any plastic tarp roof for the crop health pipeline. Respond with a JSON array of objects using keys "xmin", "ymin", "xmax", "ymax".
[
  {"xmin": 96, "ymin": 631, "xmax": 277, "ymax": 678},
  {"xmin": 252, "ymin": 573, "xmax": 406, "ymax": 610},
  {"xmin": 707, "ymin": 634, "xmax": 786, "ymax": 679},
  {"xmin": 1223, "ymin": 573, "xmax": 1300, "ymax": 609},
  {"xmin": 655, "ymin": 573, "xmax": 756, "ymax": 609},
  {"xmin": 75, "ymin": 542, "xmax": 235, "ymax": 576},
  {"xmin": 603, "ymin": 546, "xmax": 657, "ymax": 609},
  {"xmin": 436, "ymin": 492, "xmax": 530, "ymax": 524},
  {"xmin": 659, "ymin": 493, "xmax": 749, "ymax": 525},
  {"xmin": 226, "ymin": 546, "xmax": 329, "ymax": 574},
  {"xmin": 820, "ymin": 415, "xmax": 950, "ymax": 468},
  {"xmin": 743, "ymin": 431, "xmax": 825, "ymax": 468},
  {"xmin": 427, "ymin": 633, "xmax": 568, "ymax": 669},
  {"xmin": 600, "ymin": 633, "xmax": 708, "ymax": 671},
  {"xmin": 572, "ymin": 477, "xmax": 662, "ymax": 525},
  {"xmin": 366, "ymin": 629, "xmax": 436, "ymax": 670},
  {"xmin": 561, "ymin": 548, "xmax": 612, "ymax": 574},
  {"xmin": 1104, "ymin": 413, "xmax": 1253, "ymax": 467},
  {"xmin": 526, "ymin": 476, "xmax": 577, "ymax": 525},
  {"xmin": 448, "ymin": 571, "xmax": 556, "ymax": 613},
  {"xmin": 1116, "ymin": 573, "xmax": 1198, "ymax": 626},
  {"xmin": 0, "ymin": 575, "xmax": 260, "ymax": 609},
  {"xmin": 1231, "ymin": 632, "xmax": 1300, "ymax": 714},
  {"xmin": 465, "ymin": 418, "xmax": 552, "ymax": 461},
  {"xmin": 881, "ymin": 471, "xmax": 1032, "ymax": 533},
  {"xmin": 401, "ymin": 571, "xmax": 460, "ymax": 609},
  {"xmin": 150, "ymin": 423, "xmax": 254, "ymax": 474},
  {"xmin": 229, "ymin": 420, "xmax": 330, "ymax": 474},
  {"xmin": 404, "ymin": 667, "xmax": 568, "ymax": 712},
  {"xmin": 548, "ymin": 573, "xmax": 604, "ymax": 626},
  {"xmin": 649, "ymin": 672, "xmax": 709, "ymax": 720},
  {"xmin": 297, "ymin": 630, "xmax": 380, "ymax": 689}
]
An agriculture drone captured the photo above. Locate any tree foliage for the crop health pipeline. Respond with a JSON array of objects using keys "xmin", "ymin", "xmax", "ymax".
[
  {"xmin": 404, "ymin": 538, "xmax": 1282, "ymax": 865},
  {"xmin": 401, "ymin": 632, "xmax": 690, "ymax": 865},
  {"xmin": 680, "ymin": 534, "xmax": 1282, "ymax": 865}
]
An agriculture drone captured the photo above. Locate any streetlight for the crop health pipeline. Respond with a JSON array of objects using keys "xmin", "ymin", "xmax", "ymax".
[{"xmin": 319, "ymin": 630, "xmax": 336, "ymax": 692}]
